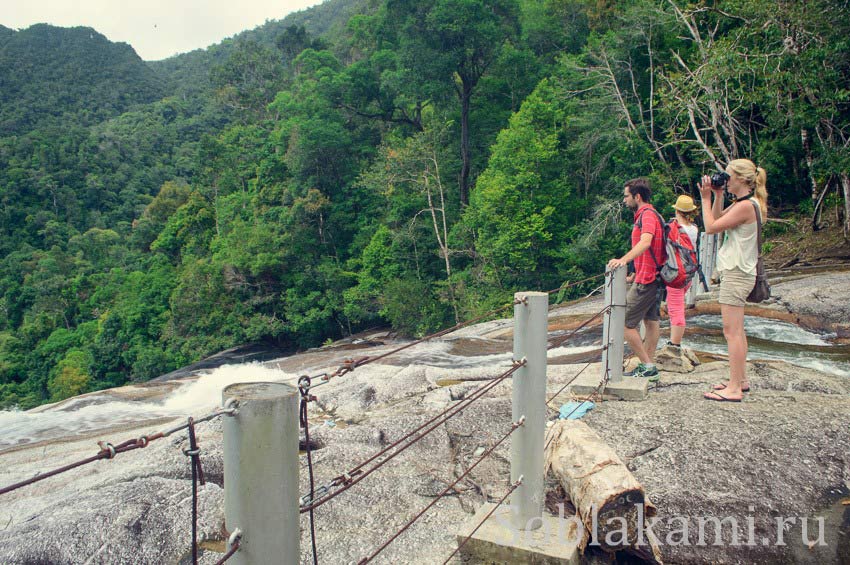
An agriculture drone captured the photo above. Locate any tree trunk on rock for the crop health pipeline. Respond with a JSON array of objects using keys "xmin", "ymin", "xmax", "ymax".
[{"xmin": 545, "ymin": 420, "xmax": 663, "ymax": 563}]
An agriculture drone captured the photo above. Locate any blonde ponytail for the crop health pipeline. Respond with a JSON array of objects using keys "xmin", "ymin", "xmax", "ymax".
[
  {"xmin": 754, "ymin": 166, "xmax": 768, "ymax": 217},
  {"xmin": 728, "ymin": 158, "xmax": 768, "ymax": 217}
]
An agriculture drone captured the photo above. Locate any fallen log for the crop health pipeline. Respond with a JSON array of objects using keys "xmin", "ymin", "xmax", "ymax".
[{"xmin": 544, "ymin": 420, "xmax": 663, "ymax": 563}]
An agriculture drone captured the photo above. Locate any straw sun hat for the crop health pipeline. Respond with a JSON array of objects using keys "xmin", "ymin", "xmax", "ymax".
[{"xmin": 673, "ymin": 195, "xmax": 698, "ymax": 212}]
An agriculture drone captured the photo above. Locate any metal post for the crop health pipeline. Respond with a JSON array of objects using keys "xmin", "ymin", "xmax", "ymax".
[
  {"xmin": 510, "ymin": 291, "xmax": 548, "ymax": 530},
  {"xmin": 223, "ymin": 382, "xmax": 299, "ymax": 565},
  {"xmin": 603, "ymin": 267, "xmax": 626, "ymax": 384}
]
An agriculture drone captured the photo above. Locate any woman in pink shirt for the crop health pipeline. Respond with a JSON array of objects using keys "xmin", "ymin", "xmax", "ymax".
[{"xmin": 665, "ymin": 195, "xmax": 700, "ymax": 348}]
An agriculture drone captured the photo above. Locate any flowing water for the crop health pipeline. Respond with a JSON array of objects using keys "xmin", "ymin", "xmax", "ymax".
[
  {"xmin": 680, "ymin": 315, "xmax": 850, "ymax": 378},
  {"xmin": 1, "ymin": 314, "xmax": 847, "ymax": 450},
  {"xmin": 0, "ymin": 364, "xmax": 295, "ymax": 450}
]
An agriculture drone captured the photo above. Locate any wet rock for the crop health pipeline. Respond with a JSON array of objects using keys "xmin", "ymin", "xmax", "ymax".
[
  {"xmin": 2, "ymin": 275, "xmax": 849, "ymax": 564},
  {"xmin": 773, "ymin": 273, "xmax": 850, "ymax": 335},
  {"xmin": 0, "ymin": 419, "xmax": 226, "ymax": 564}
]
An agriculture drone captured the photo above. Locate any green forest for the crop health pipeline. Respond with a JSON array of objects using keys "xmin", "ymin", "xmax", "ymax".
[{"xmin": 1, "ymin": 0, "xmax": 848, "ymax": 409}]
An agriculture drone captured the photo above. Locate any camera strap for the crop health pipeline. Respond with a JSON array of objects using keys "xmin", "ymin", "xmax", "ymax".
[{"xmin": 729, "ymin": 192, "xmax": 752, "ymax": 203}]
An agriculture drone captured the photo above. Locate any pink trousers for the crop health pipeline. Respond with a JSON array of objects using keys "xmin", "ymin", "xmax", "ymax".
[{"xmin": 665, "ymin": 284, "xmax": 690, "ymax": 327}]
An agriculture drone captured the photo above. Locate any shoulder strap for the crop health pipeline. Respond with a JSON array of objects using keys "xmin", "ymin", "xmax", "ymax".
[{"xmin": 751, "ymin": 200, "xmax": 763, "ymax": 258}]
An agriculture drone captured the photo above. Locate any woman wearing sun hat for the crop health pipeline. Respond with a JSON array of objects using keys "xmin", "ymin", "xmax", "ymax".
[{"xmin": 665, "ymin": 195, "xmax": 700, "ymax": 348}]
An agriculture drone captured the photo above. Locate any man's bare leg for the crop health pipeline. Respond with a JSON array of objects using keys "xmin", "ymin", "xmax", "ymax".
[
  {"xmin": 624, "ymin": 327, "xmax": 651, "ymax": 364},
  {"xmin": 644, "ymin": 320, "xmax": 660, "ymax": 363}
]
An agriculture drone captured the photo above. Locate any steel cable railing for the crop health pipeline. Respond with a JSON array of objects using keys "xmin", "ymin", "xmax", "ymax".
[
  {"xmin": 297, "ymin": 273, "xmax": 617, "ymax": 564},
  {"xmin": 0, "ymin": 403, "xmax": 237, "ymax": 497},
  {"xmin": 442, "ymin": 477, "xmax": 523, "ymax": 564},
  {"xmin": 356, "ymin": 418, "xmax": 525, "ymax": 564},
  {"xmin": 299, "ymin": 359, "xmax": 526, "ymax": 513}
]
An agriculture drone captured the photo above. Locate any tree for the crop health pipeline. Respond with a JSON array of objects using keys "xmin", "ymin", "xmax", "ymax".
[
  {"xmin": 385, "ymin": 0, "xmax": 521, "ymax": 205},
  {"xmin": 210, "ymin": 40, "xmax": 286, "ymax": 119},
  {"xmin": 276, "ymin": 25, "xmax": 328, "ymax": 65},
  {"xmin": 48, "ymin": 349, "xmax": 92, "ymax": 401},
  {"xmin": 358, "ymin": 123, "xmax": 460, "ymax": 321}
]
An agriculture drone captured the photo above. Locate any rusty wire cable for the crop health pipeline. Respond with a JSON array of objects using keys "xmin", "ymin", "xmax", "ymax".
[
  {"xmin": 300, "ymin": 359, "xmax": 526, "ymax": 513},
  {"xmin": 299, "ymin": 377, "xmax": 320, "ymax": 565},
  {"xmin": 301, "ymin": 273, "xmax": 607, "ymax": 393},
  {"xmin": 213, "ymin": 529, "xmax": 242, "ymax": 565},
  {"xmin": 356, "ymin": 418, "xmax": 525, "ymax": 565},
  {"xmin": 545, "ymin": 359, "xmax": 595, "ymax": 407},
  {"xmin": 543, "ymin": 272, "xmax": 606, "ymax": 296},
  {"xmin": 301, "ymin": 299, "xmax": 523, "ymax": 392},
  {"xmin": 0, "ymin": 403, "xmax": 237, "ymax": 497},
  {"xmin": 442, "ymin": 477, "xmax": 523, "ymax": 564},
  {"xmin": 546, "ymin": 305, "xmax": 610, "ymax": 351},
  {"xmin": 183, "ymin": 417, "xmax": 205, "ymax": 565}
]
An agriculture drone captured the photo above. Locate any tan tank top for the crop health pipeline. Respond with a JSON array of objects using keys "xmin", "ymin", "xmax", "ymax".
[{"xmin": 716, "ymin": 203, "xmax": 759, "ymax": 275}]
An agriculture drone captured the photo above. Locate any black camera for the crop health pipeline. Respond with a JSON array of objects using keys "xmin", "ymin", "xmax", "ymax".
[{"xmin": 710, "ymin": 171, "xmax": 730, "ymax": 188}]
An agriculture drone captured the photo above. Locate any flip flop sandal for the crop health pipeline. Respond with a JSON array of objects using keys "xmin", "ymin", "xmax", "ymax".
[
  {"xmin": 712, "ymin": 383, "xmax": 750, "ymax": 392},
  {"xmin": 703, "ymin": 391, "xmax": 743, "ymax": 402}
]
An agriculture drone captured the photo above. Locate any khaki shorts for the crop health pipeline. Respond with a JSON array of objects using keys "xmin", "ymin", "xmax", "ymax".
[
  {"xmin": 625, "ymin": 280, "xmax": 661, "ymax": 329},
  {"xmin": 718, "ymin": 268, "xmax": 756, "ymax": 307}
]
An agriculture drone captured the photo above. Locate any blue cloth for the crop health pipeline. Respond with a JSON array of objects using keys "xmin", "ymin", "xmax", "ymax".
[{"xmin": 558, "ymin": 400, "xmax": 595, "ymax": 420}]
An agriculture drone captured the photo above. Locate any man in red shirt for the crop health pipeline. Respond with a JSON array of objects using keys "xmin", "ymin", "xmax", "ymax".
[{"xmin": 607, "ymin": 178, "xmax": 665, "ymax": 380}]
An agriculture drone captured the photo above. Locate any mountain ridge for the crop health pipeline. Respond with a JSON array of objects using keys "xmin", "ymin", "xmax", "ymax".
[{"xmin": 0, "ymin": 23, "xmax": 165, "ymax": 135}]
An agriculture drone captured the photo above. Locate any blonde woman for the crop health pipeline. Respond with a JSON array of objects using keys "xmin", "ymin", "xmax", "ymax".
[
  {"xmin": 699, "ymin": 159, "xmax": 768, "ymax": 402},
  {"xmin": 665, "ymin": 195, "xmax": 699, "ymax": 348}
]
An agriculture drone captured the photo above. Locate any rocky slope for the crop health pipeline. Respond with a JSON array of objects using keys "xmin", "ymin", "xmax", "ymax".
[{"xmin": 0, "ymin": 272, "xmax": 848, "ymax": 564}]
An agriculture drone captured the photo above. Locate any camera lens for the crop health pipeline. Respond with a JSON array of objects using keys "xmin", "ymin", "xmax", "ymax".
[{"xmin": 710, "ymin": 171, "xmax": 730, "ymax": 188}]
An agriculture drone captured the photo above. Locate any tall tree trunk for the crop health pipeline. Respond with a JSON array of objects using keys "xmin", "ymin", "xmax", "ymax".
[
  {"xmin": 801, "ymin": 129, "xmax": 824, "ymax": 230},
  {"xmin": 459, "ymin": 79, "xmax": 472, "ymax": 207},
  {"xmin": 812, "ymin": 178, "xmax": 832, "ymax": 233},
  {"xmin": 841, "ymin": 173, "xmax": 850, "ymax": 241}
]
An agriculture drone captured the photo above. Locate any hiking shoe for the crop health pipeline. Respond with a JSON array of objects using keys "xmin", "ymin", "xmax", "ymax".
[
  {"xmin": 640, "ymin": 365, "xmax": 660, "ymax": 382},
  {"xmin": 623, "ymin": 363, "xmax": 647, "ymax": 377},
  {"xmin": 624, "ymin": 363, "xmax": 660, "ymax": 382}
]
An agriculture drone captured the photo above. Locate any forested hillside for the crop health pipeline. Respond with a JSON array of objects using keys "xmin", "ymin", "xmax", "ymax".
[
  {"xmin": 1, "ymin": 0, "xmax": 848, "ymax": 409},
  {"xmin": 0, "ymin": 24, "xmax": 165, "ymax": 133}
]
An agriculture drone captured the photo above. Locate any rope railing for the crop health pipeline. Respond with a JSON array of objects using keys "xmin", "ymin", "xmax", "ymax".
[
  {"xmin": 356, "ymin": 417, "xmax": 525, "ymax": 564},
  {"xmin": 1, "ymin": 403, "xmax": 240, "ymax": 565},
  {"xmin": 299, "ymin": 359, "xmax": 526, "ymax": 513},
  {"xmin": 1, "ymin": 272, "xmax": 618, "ymax": 564}
]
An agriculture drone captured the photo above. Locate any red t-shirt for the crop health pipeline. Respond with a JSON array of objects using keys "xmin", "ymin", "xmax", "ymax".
[{"xmin": 632, "ymin": 204, "xmax": 665, "ymax": 285}]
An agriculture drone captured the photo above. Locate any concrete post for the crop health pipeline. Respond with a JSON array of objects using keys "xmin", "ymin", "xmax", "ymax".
[
  {"xmin": 603, "ymin": 267, "xmax": 627, "ymax": 384},
  {"xmin": 223, "ymin": 382, "xmax": 299, "ymax": 565},
  {"xmin": 510, "ymin": 291, "xmax": 548, "ymax": 530}
]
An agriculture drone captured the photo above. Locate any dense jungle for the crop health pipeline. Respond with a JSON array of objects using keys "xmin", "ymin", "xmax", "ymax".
[{"xmin": 1, "ymin": 0, "xmax": 848, "ymax": 408}]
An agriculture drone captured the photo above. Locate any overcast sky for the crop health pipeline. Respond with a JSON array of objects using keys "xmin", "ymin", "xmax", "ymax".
[{"xmin": 3, "ymin": 0, "xmax": 324, "ymax": 61}]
